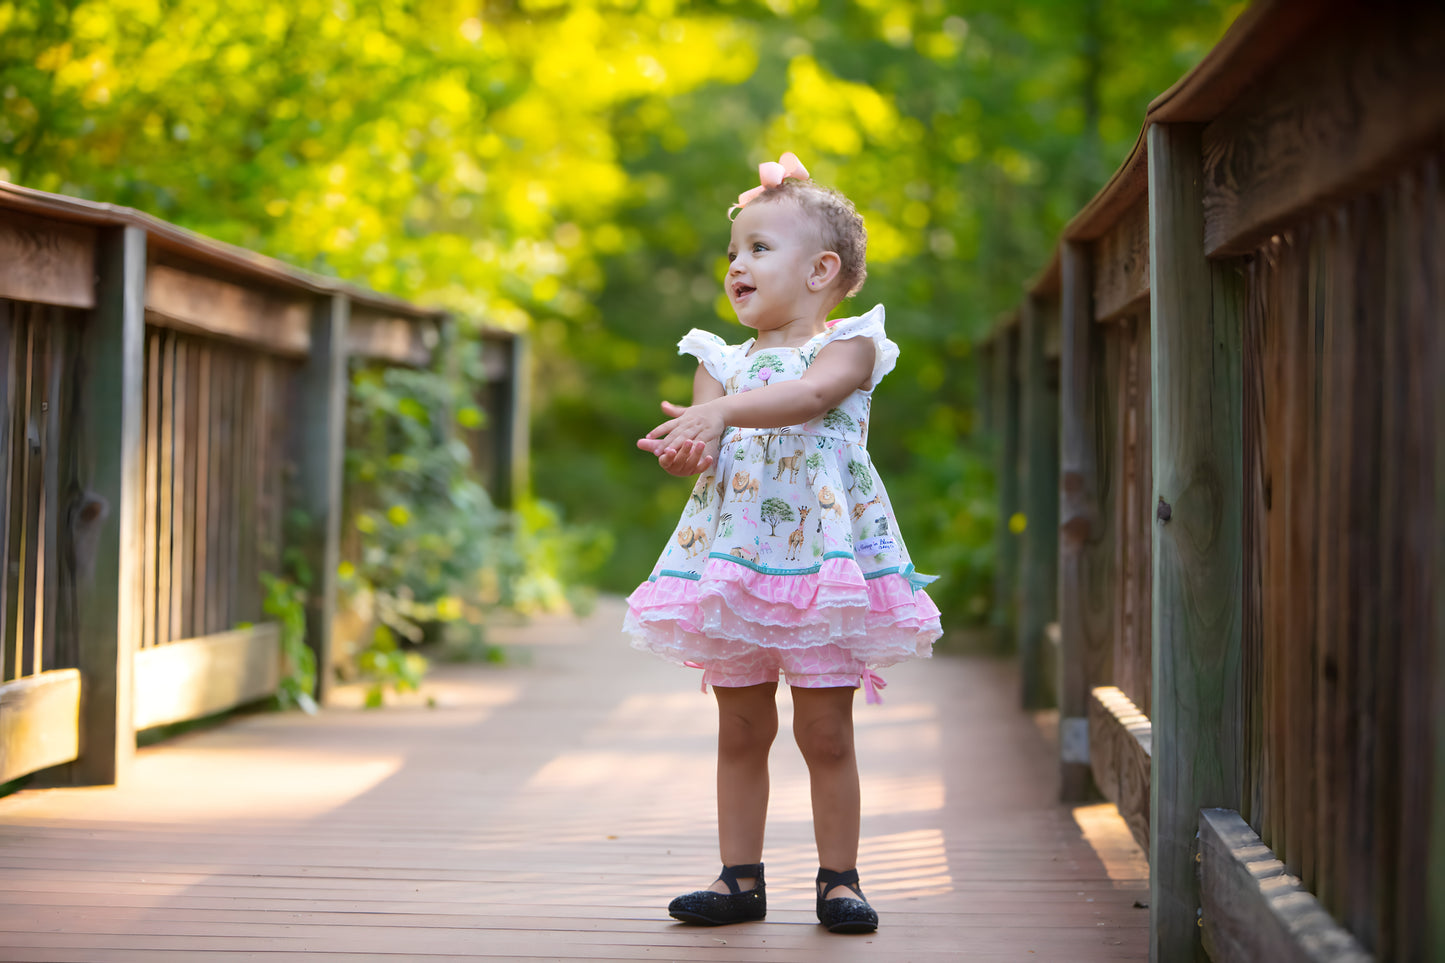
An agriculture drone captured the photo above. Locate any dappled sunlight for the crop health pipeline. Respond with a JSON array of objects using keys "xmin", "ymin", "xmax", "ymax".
[
  {"xmin": 763, "ymin": 829, "xmax": 953, "ymax": 900},
  {"xmin": 859, "ymin": 829, "xmax": 954, "ymax": 898},
  {"xmin": 2, "ymin": 751, "xmax": 404, "ymax": 825},
  {"xmin": 525, "ymin": 750, "xmax": 702, "ymax": 793},
  {"xmin": 596, "ymin": 690, "xmax": 716, "ymax": 739},
  {"xmin": 853, "ymin": 701, "xmax": 940, "ymax": 727},
  {"xmin": 1071, "ymin": 803, "xmax": 1149, "ymax": 882},
  {"xmin": 132, "ymin": 752, "xmax": 403, "ymax": 821}
]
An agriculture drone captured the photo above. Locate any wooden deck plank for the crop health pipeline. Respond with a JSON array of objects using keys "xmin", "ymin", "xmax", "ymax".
[{"xmin": 0, "ymin": 597, "xmax": 1148, "ymax": 960}]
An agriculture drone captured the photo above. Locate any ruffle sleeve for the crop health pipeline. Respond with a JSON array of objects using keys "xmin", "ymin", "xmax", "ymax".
[
  {"xmin": 823, "ymin": 304, "xmax": 899, "ymax": 387},
  {"xmin": 677, "ymin": 328, "xmax": 733, "ymax": 385}
]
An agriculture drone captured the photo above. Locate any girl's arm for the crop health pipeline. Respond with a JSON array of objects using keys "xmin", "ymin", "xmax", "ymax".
[
  {"xmin": 640, "ymin": 337, "xmax": 875, "ymax": 457},
  {"xmin": 648, "ymin": 363, "xmax": 725, "ymax": 476}
]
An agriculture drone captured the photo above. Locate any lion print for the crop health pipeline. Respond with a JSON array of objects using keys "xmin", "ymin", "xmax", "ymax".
[
  {"xmin": 677, "ymin": 526, "xmax": 709, "ymax": 557},
  {"xmin": 731, "ymin": 470, "xmax": 760, "ymax": 502}
]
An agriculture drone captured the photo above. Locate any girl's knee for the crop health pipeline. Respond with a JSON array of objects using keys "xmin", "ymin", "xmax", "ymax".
[
  {"xmin": 718, "ymin": 706, "xmax": 778, "ymax": 757},
  {"xmin": 793, "ymin": 715, "xmax": 854, "ymax": 766}
]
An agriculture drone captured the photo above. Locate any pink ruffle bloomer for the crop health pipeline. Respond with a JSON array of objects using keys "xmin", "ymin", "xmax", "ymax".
[{"xmin": 625, "ymin": 555, "xmax": 941, "ymax": 702}]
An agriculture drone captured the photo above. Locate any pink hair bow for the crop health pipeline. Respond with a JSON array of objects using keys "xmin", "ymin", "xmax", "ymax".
[{"xmin": 731, "ymin": 152, "xmax": 810, "ymax": 216}]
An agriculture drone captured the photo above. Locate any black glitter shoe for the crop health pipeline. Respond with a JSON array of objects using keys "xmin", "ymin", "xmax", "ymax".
[
  {"xmin": 667, "ymin": 863, "xmax": 766, "ymax": 925},
  {"xmin": 815, "ymin": 867, "xmax": 878, "ymax": 933}
]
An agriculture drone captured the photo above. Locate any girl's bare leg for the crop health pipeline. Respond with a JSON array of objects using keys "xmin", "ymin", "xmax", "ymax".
[
  {"xmin": 707, "ymin": 682, "xmax": 778, "ymax": 893},
  {"xmin": 790, "ymin": 685, "xmax": 863, "ymax": 898}
]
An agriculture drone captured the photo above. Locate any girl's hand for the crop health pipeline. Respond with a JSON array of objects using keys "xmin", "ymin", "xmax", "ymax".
[
  {"xmin": 657, "ymin": 438, "xmax": 717, "ymax": 476},
  {"xmin": 638, "ymin": 400, "xmax": 727, "ymax": 462}
]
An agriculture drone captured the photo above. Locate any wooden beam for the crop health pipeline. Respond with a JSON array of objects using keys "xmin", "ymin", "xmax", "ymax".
[
  {"xmin": 291, "ymin": 295, "xmax": 348, "ymax": 703},
  {"xmin": 0, "ymin": 182, "xmax": 442, "ymax": 323},
  {"xmin": 1057, "ymin": 241, "xmax": 1104, "ymax": 800},
  {"xmin": 132, "ymin": 625, "xmax": 280, "ymax": 730},
  {"xmin": 0, "ymin": 669, "xmax": 80, "ymax": 783},
  {"xmin": 145, "ymin": 264, "xmax": 311, "ymax": 357},
  {"xmin": 61, "ymin": 226, "xmax": 146, "ymax": 786},
  {"xmin": 1092, "ymin": 198, "xmax": 1150, "ymax": 322},
  {"xmin": 1198, "ymin": 809, "xmax": 1371, "ymax": 963},
  {"xmin": 1017, "ymin": 294, "xmax": 1060, "ymax": 710},
  {"xmin": 1202, "ymin": 6, "xmax": 1445, "ymax": 257},
  {"xmin": 0, "ymin": 211, "xmax": 96, "ymax": 310},
  {"xmin": 1089, "ymin": 685, "xmax": 1151, "ymax": 857},
  {"xmin": 1147, "ymin": 0, "xmax": 1329, "ymax": 124},
  {"xmin": 1148, "ymin": 122, "xmax": 1244, "ymax": 961},
  {"xmin": 346, "ymin": 311, "xmax": 435, "ymax": 367}
]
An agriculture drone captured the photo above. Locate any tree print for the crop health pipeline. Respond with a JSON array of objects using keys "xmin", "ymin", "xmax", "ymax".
[
  {"xmin": 822, "ymin": 408, "xmax": 856, "ymax": 432},
  {"xmin": 806, "ymin": 452, "xmax": 824, "ymax": 486},
  {"xmin": 847, "ymin": 459, "xmax": 873, "ymax": 495},
  {"xmin": 747, "ymin": 355, "xmax": 787, "ymax": 381},
  {"xmin": 760, "ymin": 497, "xmax": 794, "ymax": 536}
]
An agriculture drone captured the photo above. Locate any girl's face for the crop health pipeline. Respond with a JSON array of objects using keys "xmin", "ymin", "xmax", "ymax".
[{"xmin": 725, "ymin": 200, "xmax": 824, "ymax": 334}]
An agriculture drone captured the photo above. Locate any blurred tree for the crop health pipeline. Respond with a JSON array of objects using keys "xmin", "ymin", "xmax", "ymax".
[{"xmin": 0, "ymin": 0, "xmax": 1242, "ymax": 632}]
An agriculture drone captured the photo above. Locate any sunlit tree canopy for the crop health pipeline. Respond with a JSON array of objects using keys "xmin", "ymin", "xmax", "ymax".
[{"xmin": 1, "ymin": 0, "xmax": 1242, "ymax": 627}]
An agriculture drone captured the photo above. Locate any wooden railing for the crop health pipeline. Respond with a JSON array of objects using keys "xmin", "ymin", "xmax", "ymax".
[
  {"xmin": 981, "ymin": 1, "xmax": 1444, "ymax": 959},
  {"xmin": 0, "ymin": 182, "xmax": 523, "ymax": 789}
]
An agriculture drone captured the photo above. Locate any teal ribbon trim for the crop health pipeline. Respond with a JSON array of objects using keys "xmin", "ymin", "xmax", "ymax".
[
  {"xmin": 652, "ymin": 569, "xmax": 702, "ymax": 582},
  {"xmin": 862, "ymin": 562, "xmax": 939, "ymax": 594},
  {"xmin": 705, "ymin": 550, "xmax": 855, "ymax": 577},
  {"xmin": 652, "ymin": 557, "xmax": 937, "ymax": 593}
]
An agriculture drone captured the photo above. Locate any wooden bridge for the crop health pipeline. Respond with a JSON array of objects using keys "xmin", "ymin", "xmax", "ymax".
[
  {"xmin": 1, "ymin": 1, "xmax": 1442, "ymax": 960},
  {"xmin": 0, "ymin": 598, "xmax": 1148, "ymax": 961}
]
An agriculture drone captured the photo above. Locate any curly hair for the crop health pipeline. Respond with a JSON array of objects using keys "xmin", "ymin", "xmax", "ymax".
[{"xmin": 747, "ymin": 178, "xmax": 868, "ymax": 300}]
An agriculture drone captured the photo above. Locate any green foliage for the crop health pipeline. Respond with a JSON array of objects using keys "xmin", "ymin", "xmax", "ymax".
[
  {"xmin": 1, "ymin": 0, "xmax": 1242, "ymax": 631},
  {"xmin": 357, "ymin": 624, "xmax": 428, "ymax": 709},
  {"xmin": 261, "ymin": 572, "xmax": 316, "ymax": 713},
  {"xmin": 503, "ymin": 498, "xmax": 615, "ymax": 617},
  {"xmin": 345, "ymin": 359, "xmax": 504, "ymax": 647},
  {"xmin": 342, "ymin": 355, "xmax": 612, "ymax": 672}
]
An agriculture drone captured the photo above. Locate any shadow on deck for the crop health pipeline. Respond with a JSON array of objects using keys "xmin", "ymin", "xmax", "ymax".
[{"xmin": 0, "ymin": 597, "xmax": 1147, "ymax": 961}]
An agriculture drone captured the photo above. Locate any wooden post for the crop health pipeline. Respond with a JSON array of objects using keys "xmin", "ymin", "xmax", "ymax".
[
  {"xmin": 1148, "ymin": 122, "xmax": 1244, "ymax": 961},
  {"xmin": 506, "ymin": 334, "xmax": 530, "ymax": 507},
  {"xmin": 64, "ymin": 225, "xmax": 145, "ymax": 785},
  {"xmin": 1018, "ymin": 294, "xmax": 1060, "ymax": 709},
  {"xmin": 1058, "ymin": 241, "xmax": 1104, "ymax": 800},
  {"xmin": 293, "ymin": 294, "xmax": 348, "ymax": 704},
  {"xmin": 1431, "ymin": 154, "xmax": 1445, "ymax": 963}
]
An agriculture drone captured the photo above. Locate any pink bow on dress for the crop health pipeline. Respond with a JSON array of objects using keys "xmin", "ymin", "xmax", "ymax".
[
  {"xmin": 860, "ymin": 668, "xmax": 888, "ymax": 705},
  {"xmin": 731, "ymin": 152, "xmax": 810, "ymax": 215}
]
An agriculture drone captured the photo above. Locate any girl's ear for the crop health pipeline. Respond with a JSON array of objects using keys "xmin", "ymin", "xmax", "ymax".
[{"xmin": 809, "ymin": 252, "xmax": 842, "ymax": 290}]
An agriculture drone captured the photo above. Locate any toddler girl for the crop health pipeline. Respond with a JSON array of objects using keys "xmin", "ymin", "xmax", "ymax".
[{"xmin": 625, "ymin": 153, "xmax": 942, "ymax": 934}]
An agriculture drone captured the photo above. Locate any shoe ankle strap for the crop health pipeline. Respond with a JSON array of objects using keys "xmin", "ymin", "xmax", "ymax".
[
  {"xmin": 719, "ymin": 863, "xmax": 764, "ymax": 894},
  {"xmin": 816, "ymin": 866, "xmax": 863, "ymax": 899}
]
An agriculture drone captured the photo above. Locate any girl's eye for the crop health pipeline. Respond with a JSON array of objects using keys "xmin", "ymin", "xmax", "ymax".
[
  {"xmin": 753, "ymin": 242, "xmax": 768, "ymax": 253},
  {"xmin": 727, "ymin": 252, "xmax": 737, "ymax": 262}
]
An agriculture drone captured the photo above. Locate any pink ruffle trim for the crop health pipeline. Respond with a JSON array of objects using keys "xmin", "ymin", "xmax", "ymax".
[{"xmin": 625, "ymin": 555, "xmax": 941, "ymax": 668}]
